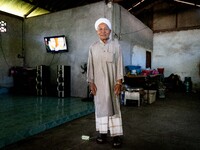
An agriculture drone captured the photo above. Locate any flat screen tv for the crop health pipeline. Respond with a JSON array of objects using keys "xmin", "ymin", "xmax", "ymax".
[{"xmin": 44, "ymin": 35, "xmax": 68, "ymax": 53}]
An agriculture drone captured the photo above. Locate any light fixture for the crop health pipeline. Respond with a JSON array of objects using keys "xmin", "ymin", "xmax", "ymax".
[
  {"xmin": 174, "ymin": 0, "xmax": 200, "ymax": 7},
  {"xmin": 128, "ymin": 0, "xmax": 145, "ymax": 11}
]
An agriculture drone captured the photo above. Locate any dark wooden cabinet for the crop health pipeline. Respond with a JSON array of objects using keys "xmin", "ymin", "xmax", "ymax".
[{"xmin": 10, "ymin": 67, "xmax": 36, "ymax": 95}]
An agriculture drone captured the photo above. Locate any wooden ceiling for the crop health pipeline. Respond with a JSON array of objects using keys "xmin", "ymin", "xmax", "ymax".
[
  {"xmin": 1, "ymin": 0, "xmax": 199, "ymax": 29},
  {"xmin": 21, "ymin": 0, "xmax": 200, "ymax": 15}
]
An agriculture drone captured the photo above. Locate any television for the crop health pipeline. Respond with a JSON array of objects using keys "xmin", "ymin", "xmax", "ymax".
[{"xmin": 44, "ymin": 35, "xmax": 68, "ymax": 53}]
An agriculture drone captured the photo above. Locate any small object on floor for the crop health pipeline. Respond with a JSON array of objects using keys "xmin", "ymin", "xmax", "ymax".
[
  {"xmin": 96, "ymin": 134, "xmax": 107, "ymax": 144},
  {"xmin": 112, "ymin": 136, "xmax": 122, "ymax": 148},
  {"xmin": 81, "ymin": 135, "xmax": 90, "ymax": 140}
]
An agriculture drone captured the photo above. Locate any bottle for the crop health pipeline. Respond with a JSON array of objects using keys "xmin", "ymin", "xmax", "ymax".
[
  {"xmin": 121, "ymin": 91, "xmax": 125, "ymax": 105},
  {"xmin": 184, "ymin": 77, "xmax": 192, "ymax": 93}
]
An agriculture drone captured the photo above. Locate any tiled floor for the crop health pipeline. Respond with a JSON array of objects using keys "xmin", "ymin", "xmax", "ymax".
[
  {"xmin": 1, "ymin": 91, "xmax": 200, "ymax": 150},
  {"xmin": 0, "ymin": 95, "xmax": 94, "ymax": 149}
]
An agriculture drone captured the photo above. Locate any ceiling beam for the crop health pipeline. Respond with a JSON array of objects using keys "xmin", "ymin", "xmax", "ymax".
[
  {"xmin": 130, "ymin": 0, "xmax": 164, "ymax": 16},
  {"xmin": 174, "ymin": 0, "xmax": 200, "ymax": 7},
  {"xmin": 24, "ymin": 5, "xmax": 38, "ymax": 18}
]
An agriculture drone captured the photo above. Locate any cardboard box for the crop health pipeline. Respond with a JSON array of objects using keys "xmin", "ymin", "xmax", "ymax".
[{"xmin": 144, "ymin": 90, "xmax": 156, "ymax": 104}]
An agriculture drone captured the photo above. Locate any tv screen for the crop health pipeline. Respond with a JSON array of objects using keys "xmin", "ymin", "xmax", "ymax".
[{"xmin": 44, "ymin": 35, "xmax": 68, "ymax": 53}]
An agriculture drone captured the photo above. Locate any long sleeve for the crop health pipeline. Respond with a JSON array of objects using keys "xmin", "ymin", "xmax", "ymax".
[{"xmin": 87, "ymin": 46, "xmax": 94, "ymax": 83}]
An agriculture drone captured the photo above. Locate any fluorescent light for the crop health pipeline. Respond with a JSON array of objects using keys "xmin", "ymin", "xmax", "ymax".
[
  {"xmin": 128, "ymin": 0, "xmax": 145, "ymax": 11},
  {"xmin": 174, "ymin": 0, "xmax": 200, "ymax": 7}
]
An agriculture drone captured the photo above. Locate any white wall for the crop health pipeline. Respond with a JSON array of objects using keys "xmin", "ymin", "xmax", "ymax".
[
  {"xmin": 152, "ymin": 29, "xmax": 200, "ymax": 89},
  {"xmin": 119, "ymin": 5, "xmax": 153, "ymax": 66},
  {"xmin": 132, "ymin": 45, "xmax": 150, "ymax": 69}
]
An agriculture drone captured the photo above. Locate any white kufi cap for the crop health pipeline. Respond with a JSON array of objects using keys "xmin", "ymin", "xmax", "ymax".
[{"xmin": 95, "ymin": 18, "xmax": 112, "ymax": 31}]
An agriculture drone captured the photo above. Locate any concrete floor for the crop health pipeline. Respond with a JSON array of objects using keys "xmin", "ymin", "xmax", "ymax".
[{"xmin": 2, "ymin": 91, "xmax": 200, "ymax": 150}]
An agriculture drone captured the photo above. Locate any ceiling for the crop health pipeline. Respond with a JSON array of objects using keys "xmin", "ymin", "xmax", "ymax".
[
  {"xmin": 0, "ymin": 0, "xmax": 200, "ymax": 27},
  {"xmin": 22, "ymin": 0, "xmax": 200, "ymax": 12}
]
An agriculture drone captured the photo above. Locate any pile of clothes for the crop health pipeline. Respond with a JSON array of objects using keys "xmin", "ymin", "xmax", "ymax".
[{"xmin": 164, "ymin": 74, "xmax": 184, "ymax": 92}]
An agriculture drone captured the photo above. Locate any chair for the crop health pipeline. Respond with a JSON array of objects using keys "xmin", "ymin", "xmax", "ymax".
[{"xmin": 124, "ymin": 91, "xmax": 140, "ymax": 106}]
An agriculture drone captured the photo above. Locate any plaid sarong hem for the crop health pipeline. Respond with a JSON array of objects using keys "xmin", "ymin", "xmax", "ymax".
[{"xmin": 95, "ymin": 114, "xmax": 123, "ymax": 137}]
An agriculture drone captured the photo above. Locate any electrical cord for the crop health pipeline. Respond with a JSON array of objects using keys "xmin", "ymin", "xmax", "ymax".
[
  {"xmin": 48, "ymin": 52, "xmax": 55, "ymax": 66},
  {"xmin": 117, "ymin": 3, "xmax": 183, "ymax": 38},
  {"xmin": 49, "ymin": 52, "xmax": 62, "ymax": 66}
]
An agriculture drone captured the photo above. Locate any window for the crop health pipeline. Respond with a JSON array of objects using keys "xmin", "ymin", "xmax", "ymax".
[{"xmin": 0, "ymin": 20, "xmax": 7, "ymax": 32}]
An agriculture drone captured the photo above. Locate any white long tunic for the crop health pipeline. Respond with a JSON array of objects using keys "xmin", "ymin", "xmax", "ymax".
[{"xmin": 87, "ymin": 39, "xmax": 124, "ymax": 118}]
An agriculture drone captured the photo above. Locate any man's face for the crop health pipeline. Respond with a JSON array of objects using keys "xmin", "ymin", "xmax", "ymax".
[{"xmin": 96, "ymin": 23, "xmax": 111, "ymax": 42}]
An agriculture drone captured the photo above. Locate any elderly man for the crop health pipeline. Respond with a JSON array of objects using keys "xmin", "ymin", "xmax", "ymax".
[{"xmin": 87, "ymin": 18, "xmax": 124, "ymax": 148}]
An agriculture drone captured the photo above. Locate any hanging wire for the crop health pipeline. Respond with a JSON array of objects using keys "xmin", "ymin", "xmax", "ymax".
[
  {"xmin": 118, "ymin": 3, "xmax": 181, "ymax": 38},
  {"xmin": 48, "ymin": 53, "xmax": 55, "ymax": 66},
  {"xmin": 49, "ymin": 53, "xmax": 62, "ymax": 66},
  {"xmin": 120, "ymin": 26, "xmax": 149, "ymax": 36}
]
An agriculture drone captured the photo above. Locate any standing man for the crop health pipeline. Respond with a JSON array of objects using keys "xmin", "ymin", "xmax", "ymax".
[{"xmin": 87, "ymin": 18, "xmax": 124, "ymax": 148}]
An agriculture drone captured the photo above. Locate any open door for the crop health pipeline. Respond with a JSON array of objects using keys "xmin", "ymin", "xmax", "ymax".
[{"xmin": 146, "ymin": 51, "xmax": 151, "ymax": 68}]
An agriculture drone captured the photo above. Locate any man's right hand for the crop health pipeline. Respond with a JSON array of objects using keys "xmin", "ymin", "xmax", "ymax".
[{"xmin": 89, "ymin": 82, "xmax": 97, "ymax": 95}]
